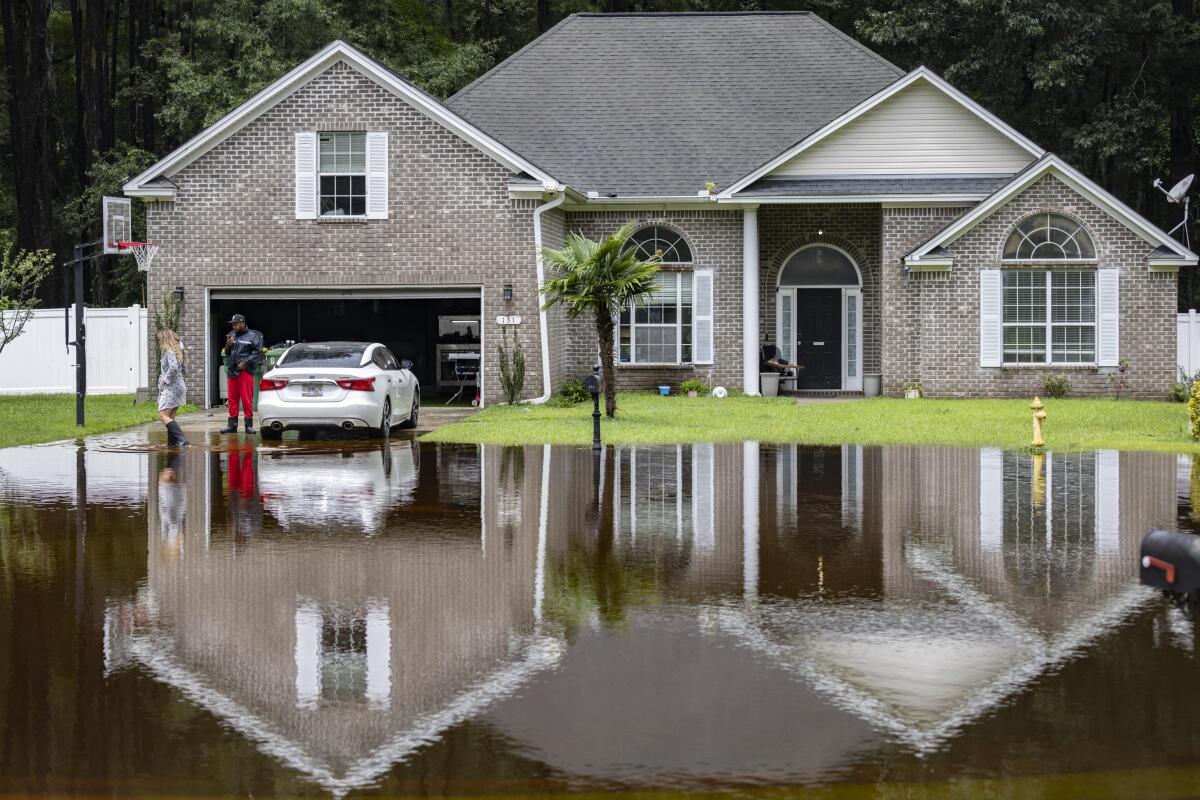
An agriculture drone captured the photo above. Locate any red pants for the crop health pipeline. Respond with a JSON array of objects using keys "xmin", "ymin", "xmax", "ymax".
[{"xmin": 227, "ymin": 370, "xmax": 255, "ymax": 417}]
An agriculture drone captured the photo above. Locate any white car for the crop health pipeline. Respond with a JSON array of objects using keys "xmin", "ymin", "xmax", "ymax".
[{"xmin": 256, "ymin": 341, "xmax": 419, "ymax": 439}]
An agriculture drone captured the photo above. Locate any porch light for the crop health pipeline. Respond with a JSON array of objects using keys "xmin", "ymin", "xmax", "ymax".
[
  {"xmin": 503, "ymin": 283, "xmax": 513, "ymax": 302},
  {"xmin": 173, "ymin": 286, "xmax": 184, "ymax": 304}
]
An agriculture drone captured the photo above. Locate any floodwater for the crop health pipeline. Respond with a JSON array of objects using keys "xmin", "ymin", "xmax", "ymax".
[{"xmin": 2, "ymin": 433, "xmax": 1200, "ymax": 798}]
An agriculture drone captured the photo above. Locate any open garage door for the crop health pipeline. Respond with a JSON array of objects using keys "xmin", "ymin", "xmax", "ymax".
[{"xmin": 206, "ymin": 287, "xmax": 482, "ymax": 409}]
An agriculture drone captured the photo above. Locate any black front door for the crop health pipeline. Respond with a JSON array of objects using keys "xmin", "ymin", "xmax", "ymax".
[{"xmin": 794, "ymin": 289, "xmax": 842, "ymax": 390}]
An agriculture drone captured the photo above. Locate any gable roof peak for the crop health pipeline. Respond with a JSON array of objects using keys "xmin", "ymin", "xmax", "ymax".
[
  {"xmin": 904, "ymin": 153, "xmax": 1198, "ymax": 265},
  {"xmin": 124, "ymin": 39, "xmax": 558, "ymax": 198},
  {"xmin": 722, "ymin": 65, "xmax": 1043, "ymax": 197}
]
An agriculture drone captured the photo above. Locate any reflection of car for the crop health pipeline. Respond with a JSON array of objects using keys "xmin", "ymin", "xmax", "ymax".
[
  {"xmin": 257, "ymin": 440, "xmax": 420, "ymax": 534},
  {"xmin": 257, "ymin": 341, "xmax": 419, "ymax": 439}
]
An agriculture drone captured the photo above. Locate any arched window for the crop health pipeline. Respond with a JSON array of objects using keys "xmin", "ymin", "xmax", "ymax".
[
  {"xmin": 1003, "ymin": 213, "xmax": 1096, "ymax": 260},
  {"xmin": 625, "ymin": 225, "xmax": 693, "ymax": 263},
  {"xmin": 778, "ymin": 245, "xmax": 860, "ymax": 286}
]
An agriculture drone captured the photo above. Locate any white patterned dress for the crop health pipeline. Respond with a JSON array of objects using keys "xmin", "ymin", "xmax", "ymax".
[{"xmin": 157, "ymin": 349, "xmax": 187, "ymax": 410}]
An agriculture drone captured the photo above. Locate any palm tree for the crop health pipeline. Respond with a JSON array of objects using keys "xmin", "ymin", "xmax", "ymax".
[{"xmin": 541, "ymin": 222, "xmax": 661, "ymax": 417}]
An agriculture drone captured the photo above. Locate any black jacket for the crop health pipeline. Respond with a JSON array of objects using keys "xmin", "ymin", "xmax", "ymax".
[{"xmin": 225, "ymin": 329, "xmax": 264, "ymax": 376}]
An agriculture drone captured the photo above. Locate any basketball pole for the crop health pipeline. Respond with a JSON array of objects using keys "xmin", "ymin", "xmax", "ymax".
[{"xmin": 65, "ymin": 239, "xmax": 106, "ymax": 428}]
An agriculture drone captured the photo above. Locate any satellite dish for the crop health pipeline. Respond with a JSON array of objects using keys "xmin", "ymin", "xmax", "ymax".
[
  {"xmin": 1153, "ymin": 173, "xmax": 1195, "ymax": 248},
  {"xmin": 1170, "ymin": 174, "xmax": 1194, "ymax": 202}
]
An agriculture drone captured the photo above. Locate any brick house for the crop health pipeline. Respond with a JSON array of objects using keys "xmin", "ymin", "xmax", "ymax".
[{"xmin": 124, "ymin": 13, "xmax": 1197, "ymax": 406}]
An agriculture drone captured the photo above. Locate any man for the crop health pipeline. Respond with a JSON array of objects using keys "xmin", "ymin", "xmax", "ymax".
[{"xmin": 221, "ymin": 314, "xmax": 263, "ymax": 434}]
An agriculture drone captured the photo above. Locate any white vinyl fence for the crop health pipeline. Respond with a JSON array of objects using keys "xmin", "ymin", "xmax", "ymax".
[{"xmin": 0, "ymin": 306, "xmax": 148, "ymax": 395}]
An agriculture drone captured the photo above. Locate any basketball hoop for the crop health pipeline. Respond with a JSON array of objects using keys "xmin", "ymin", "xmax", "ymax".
[{"xmin": 116, "ymin": 240, "xmax": 160, "ymax": 272}]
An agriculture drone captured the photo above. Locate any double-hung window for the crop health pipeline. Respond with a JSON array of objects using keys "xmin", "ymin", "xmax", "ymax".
[
  {"xmin": 619, "ymin": 226, "xmax": 696, "ymax": 365},
  {"xmin": 620, "ymin": 272, "xmax": 693, "ymax": 364},
  {"xmin": 1002, "ymin": 270, "xmax": 1096, "ymax": 364},
  {"xmin": 319, "ymin": 132, "xmax": 366, "ymax": 217},
  {"xmin": 1000, "ymin": 213, "xmax": 1098, "ymax": 365}
]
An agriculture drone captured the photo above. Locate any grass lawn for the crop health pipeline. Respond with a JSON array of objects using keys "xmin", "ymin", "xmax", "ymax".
[
  {"xmin": 422, "ymin": 392, "xmax": 1199, "ymax": 453},
  {"xmin": 0, "ymin": 394, "xmax": 198, "ymax": 449}
]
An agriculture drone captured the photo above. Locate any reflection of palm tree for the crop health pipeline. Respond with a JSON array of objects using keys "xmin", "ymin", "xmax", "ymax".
[{"xmin": 545, "ymin": 447, "xmax": 684, "ymax": 637}]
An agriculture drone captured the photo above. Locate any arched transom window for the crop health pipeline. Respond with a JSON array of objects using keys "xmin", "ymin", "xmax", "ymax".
[
  {"xmin": 625, "ymin": 225, "xmax": 693, "ymax": 263},
  {"xmin": 1003, "ymin": 213, "xmax": 1096, "ymax": 260}
]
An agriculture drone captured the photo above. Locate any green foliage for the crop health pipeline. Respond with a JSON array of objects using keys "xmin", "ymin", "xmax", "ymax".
[
  {"xmin": 1036, "ymin": 373, "xmax": 1072, "ymax": 398},
  {"xmin": 1190, "ymin": 381, "xmax": 1200, "ymax": 441},
  {"xmin": 559, "ymin": 378, "xmax": 589, "ymax": 404},
  {"xmin": 154, "ymin": 287, "xmax": 180, "ymax": 335},
  {"xmin": 679, "ymin": 378, "xmax": 708, "ymax": 394},
  {"xmin": 1173, "ymin": 366, "xmax": 1200, "ymax": 402},
  {"xmin": 1109, "ymin": 357, "xmax": 1131, "ymax": 399},
  {"xmin": 0, "ymin": 244, "xmax": 55, "ymax": 358},
  {"xmin": 497, "ymin": 325, "xmax": 525, "ymax": 404}
]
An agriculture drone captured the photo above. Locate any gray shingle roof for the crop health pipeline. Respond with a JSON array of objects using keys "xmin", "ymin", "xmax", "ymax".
[
  {"xmin": 738, "ymin": 175, "xmax": 1014, "ymax": 198},
  {"xmin": 447, "ymin": 12, "xmax": 903, "ymax": 197}
]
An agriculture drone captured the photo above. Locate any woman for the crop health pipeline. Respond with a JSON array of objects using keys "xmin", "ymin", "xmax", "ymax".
[{"xmin": 157, "ymin": 328, "xmax": 190, "ymax": 447}]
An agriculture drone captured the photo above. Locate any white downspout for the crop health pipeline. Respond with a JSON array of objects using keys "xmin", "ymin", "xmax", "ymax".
[{"xmin": 530, "ymin": 192, "xmax": 566, "ymax": 404}]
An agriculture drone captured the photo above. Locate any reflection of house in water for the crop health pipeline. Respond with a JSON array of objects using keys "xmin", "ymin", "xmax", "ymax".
[
  {"xmin": 104, "ymin": 440, "xmax": 1183, "ymax": 790},
  {"xmin": 106, "ymin": 442, "xmax": 561, "ymax": 796}
]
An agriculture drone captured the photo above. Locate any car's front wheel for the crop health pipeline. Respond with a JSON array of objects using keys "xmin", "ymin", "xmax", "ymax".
[{"xmin": 370, "ymin": 398, "xmax": 391, "ymax": 439}]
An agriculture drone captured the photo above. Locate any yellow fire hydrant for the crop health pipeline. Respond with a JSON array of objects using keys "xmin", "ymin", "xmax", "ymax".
[{"xmin": 1031, "ymin": 396, "xmax": 1046, "ymax": 448}]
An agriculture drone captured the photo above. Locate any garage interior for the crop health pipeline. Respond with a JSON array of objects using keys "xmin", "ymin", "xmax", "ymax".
[{"xmin": 208, "ymin": 289, "xmax": 482, "ymax": 408}]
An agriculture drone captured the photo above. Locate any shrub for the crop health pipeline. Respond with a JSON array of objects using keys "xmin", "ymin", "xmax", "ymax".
[
  {"xmin": 1190, "ymin": 381, "xmax": 1200, "ymax": 441},
  {"xmin": 497, "ymin": 326, "xmax": 525, "ymax": 404},
  {"xmin": 1108, "ymin": 357, "xmax": 1130, "ymax": 399},
  {"xmin": 1036, "ymin": 373, "xmax": 1071, "ymax": 398},
  {"xmin": 559, "ymin": 378, "xmax": 589, "ymax": 404},
  {"xmin": 1173, "ymin": 367, "xmax": 1200, "ymax": 402},
  {"xmin": 679, "ymin": 378, "xmax": 708, "ymax": 395}
]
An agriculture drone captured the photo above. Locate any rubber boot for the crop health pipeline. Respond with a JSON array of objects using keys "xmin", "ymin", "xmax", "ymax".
[
  {"xmin": 220, "ymin": 417, "xmax": 239, "ymax": 434},
  {"xmin": 243, "ymin": 416, "xmax": 256, "ymax": 435},
  {"xmin": 166, "ymin": 421, "xmax": 190, "ymax": 447}
]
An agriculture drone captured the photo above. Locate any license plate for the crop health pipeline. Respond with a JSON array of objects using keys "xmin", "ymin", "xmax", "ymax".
[{"xmin": 302, "ymin": 384, "xmax": 322, "ymax": 397}]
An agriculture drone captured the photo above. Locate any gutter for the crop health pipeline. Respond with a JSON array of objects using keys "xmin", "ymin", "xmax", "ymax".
[{"xmin": 530, "ymin": 191, "xmax": 566, "ymax": 403}]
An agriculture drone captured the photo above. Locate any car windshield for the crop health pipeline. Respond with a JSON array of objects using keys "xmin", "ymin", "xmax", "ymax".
[{"xmin": 278, "ymin": 344, "xmax": 367, "ymax": 368}]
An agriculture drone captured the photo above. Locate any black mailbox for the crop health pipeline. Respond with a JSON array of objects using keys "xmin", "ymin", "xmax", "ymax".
[{"xmin": 1140, "ymin": 529, "xmax": 1200, "ymax": 594}]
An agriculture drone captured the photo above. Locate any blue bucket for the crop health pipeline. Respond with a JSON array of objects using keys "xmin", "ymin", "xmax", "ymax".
[{"xmin": 658, "ymin": 385, "xmax": 670, "ymax": 396}]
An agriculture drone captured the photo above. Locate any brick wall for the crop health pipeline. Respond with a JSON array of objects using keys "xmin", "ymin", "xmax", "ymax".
[
  {"xmin": 563, "ymin": 210, "xmax": 745, "ymax": 392},
  {"xmin": 881, "ymin": 175, "xmax": 1177, "ymax": 399},
  {"xmin": 145, "ymin": 61, "xmax": 550, "ymax": 406}
]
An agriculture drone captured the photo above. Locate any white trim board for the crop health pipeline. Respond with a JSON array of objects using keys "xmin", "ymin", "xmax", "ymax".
[
  {"xmin": 720, "ymin": 67, "xmax": 1044, "ymax": 198},
  {"xmin": 904, "ymin": 154, "xmax": 1199, "ymax": 266},
  {"xmin": 124, "ymin": 40, "xmax": 560, "ymax": 199}
]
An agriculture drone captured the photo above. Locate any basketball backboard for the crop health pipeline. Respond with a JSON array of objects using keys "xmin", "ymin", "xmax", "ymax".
[{"xmin": 102, "ymin": 196, "xmax": 131, "ymax": 254}]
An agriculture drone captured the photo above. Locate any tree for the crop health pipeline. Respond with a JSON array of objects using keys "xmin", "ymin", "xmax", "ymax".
[
  {"xmin": 0, "ymin": 244, "xmax": 55, "ymax": 358},
  {"xmin": 541, "ymin": 222, "xmax": 660, "ymax": 417}
]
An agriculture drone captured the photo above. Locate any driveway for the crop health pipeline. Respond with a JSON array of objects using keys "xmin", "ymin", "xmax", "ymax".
[{"xmin": 167, "ymin": 402, "xmax": 476, "ymax": 443}]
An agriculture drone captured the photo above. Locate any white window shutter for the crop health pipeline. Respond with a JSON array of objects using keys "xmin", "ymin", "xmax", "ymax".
[
  {"xmin": 979, "ymin": 269, "xmax": 1002, "ymax": 367},
  {"xmin": 365, "ymin": 131, "xmax": 389, "ymax": 219},
  {"xmin": 1097, "ymin": 269, "xmax": 1120, "ymax": 366},
  {"xmin": 694, "ymin": 269, "xmax": 714, "ymax": 364},
  {"xmin": 294, "ymin": 132, "xmax": 317, "ymax": 219}
]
